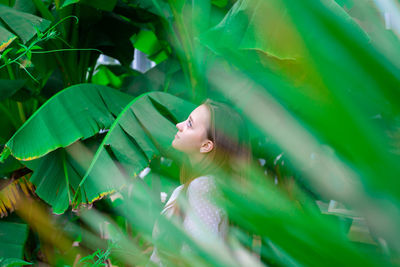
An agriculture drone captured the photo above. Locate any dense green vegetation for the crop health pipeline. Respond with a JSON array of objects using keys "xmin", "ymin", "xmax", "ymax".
[{"xmin": 0, "ymin": 0, "xmax": 399, "ymax": 265}]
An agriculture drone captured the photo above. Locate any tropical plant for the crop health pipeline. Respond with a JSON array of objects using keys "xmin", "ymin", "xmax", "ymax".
[{"xmin": 0, "ymin": 0, "xmax": 399, "ymax": 266}]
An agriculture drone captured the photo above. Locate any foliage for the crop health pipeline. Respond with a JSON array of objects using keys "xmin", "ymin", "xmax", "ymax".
[
  {"xmin": 0, "ymin": 257, "xmax": 32, "ymax": 267},
  {"xmin": 0, "ymin": 0, "xmax": 399, "ymax": 266},
  {"xmin": 0, "ymin": 221, "xmax": 29, "ymax": 259},
  {"xmin": 78, "ymin": 245, "xmax": 112, "ymax": 267}
]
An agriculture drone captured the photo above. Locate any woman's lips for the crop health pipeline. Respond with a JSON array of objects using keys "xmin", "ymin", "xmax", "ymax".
[{"xmin": 175, "ymin": 133, "xmax": 179, "ymax": 139}]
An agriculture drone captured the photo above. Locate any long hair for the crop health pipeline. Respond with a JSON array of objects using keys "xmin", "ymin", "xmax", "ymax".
[{"xmin": 180, "ymin": 99, "xmax": 251, "ymax": 187}]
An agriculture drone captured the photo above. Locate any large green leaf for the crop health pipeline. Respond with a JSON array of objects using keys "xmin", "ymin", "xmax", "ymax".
[
  {"xmin": 2, "ymin": 86, "xmax": 193, "ymax": 213},
  {"xmin": 25, "ymin": 141, "xmax": 96, "ymax": 214},
  {"xmin": 198, "ymin": 0, "xmax": 400, "ymax": 254},
  {"xmin": 13, "ymin": 0, "xmax": 36, "ymax": 14},
  {"xmin": 200, "ymin": 0, "xmax": 400, "ymax": 198},
  {"xmin": 0, "ymin": 23, "xmax": 16, "ymax": 52},
  {"xmin": 0, "ymin": 4, "xmax": 51, "ymax": 43},
  {"xmin": 1, "ymin": 84, "xmax": 132, "ymax": 161},
  {"xmin": 29, "ymin": 92, "xmax": 193, "ymax": 212},
  {"xmin": 79, "ymin": 92, "xmax": 194, "ymax": 203},
  {"xmin": 199, "ymin": 0, "xmax": 300, "ymax": 60},
  {"xmin": 0, "ymin": 221, "xmax": 29, "ymax": 258}
]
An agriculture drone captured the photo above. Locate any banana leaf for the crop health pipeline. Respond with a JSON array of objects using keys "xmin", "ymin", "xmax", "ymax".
[
  {"xmin": 0, "ymin": 4, "xmax": 51, "ymax": 43},
  {"xmin": 198, "ymin": 0, "xmax": 400, "ymax": 254},
  {"xmin": 1, "ymin": 84, "xmax": 194, "ymax": 213},
  {"xmin": 0, "ymin": 84, "xmax": 133, "ymax": 213},
  {"xmin": 0, "ymin": 221, "xmax": 29, "ymax": 258},
  {"xmin": 0, "ymin": 84, "xmax": 133, "ymax": 161},
  {"xmin": 79, "ymin": 91, "xmax": 194, "ymax": 203},
  {"xmin": 0, "ymin": 176, "xmax": 35, "ymax": 217},
  {"xmin": 0, "ymin": 23, "xmax": 16, "ymax": 52},
  {"xmin": 29, "ymin": 91, "xmax": 193, "ymax": 212}
]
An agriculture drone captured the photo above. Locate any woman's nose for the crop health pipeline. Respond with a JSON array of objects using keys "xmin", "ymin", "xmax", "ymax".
[{"xmin": 176, "ymin": 121, "xmax": 184, "ymax": 131}]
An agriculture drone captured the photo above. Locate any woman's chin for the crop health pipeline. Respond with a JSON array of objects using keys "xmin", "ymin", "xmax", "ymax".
[
  {"xmin": 171, "ymin": 139, "xmax": 178, "ymax": 149},
  {"xmin": 171, "ymin": 140, "xmax": 184, "ymax": 153}
]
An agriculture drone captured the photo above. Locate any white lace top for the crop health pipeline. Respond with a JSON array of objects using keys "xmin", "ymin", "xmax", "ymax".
[{"xmin": 150, "ymin": 176, "xmax": 228, "ymax": 264}]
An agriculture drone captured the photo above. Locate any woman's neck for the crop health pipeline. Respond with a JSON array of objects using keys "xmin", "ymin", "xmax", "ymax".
[{"xmin": 188, "ymin": 153, "xmax": 205, "ymax": 166}]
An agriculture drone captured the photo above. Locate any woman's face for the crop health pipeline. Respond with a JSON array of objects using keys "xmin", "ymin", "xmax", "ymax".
[{"xmin": 172, "ymin": 104, "xmax": 213, "ymax": 159}]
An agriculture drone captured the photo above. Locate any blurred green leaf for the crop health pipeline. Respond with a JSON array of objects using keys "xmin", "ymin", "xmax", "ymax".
[{"xmin": 211, "ymin": 0, "xmax": 228, "ymax": 8}]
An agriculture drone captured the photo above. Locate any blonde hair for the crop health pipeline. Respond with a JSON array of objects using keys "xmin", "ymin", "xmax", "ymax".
[{"xmin": 180, "ymin": 99, "xmax": 251, "ymax": 187}]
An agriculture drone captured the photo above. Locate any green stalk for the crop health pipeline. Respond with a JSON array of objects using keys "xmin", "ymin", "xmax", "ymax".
[
  {"xmin": 5, "ymin": 56, "xmax": 15, "ymax": 80},
  {"xmin": 32, "ymin": 98, "xmax": 39, "ymax": 113},
  {"xmin": 62, "ymin": 150, "xmax": 72, "ymax": 203},
  {"xmin": 17, "ymin": 102, "xmax": 26, "ymax": 124},
  {"xmin": 79, "ymin": 33, "xmax": 92, "ymax": 83},
  {"xmin": 0, "ymin": 37, "xmax": 46, "ymax": 71},
  {"xmin": 163, "ymin": 73, "xmax": 172, "ymax": 92},
  {"xmin": 3, "ymin": 56, "xmax": 27, "ymax": 125},
  {"xmin": 87, "ymin": 65, "xmax": 95, "ymax": 83},
  {"xmin": 45, "ymin": 38, "xmax": 72, "ymax": 86},
  {"xmin": 54, "ymin": 0, "xmax": 61, "ymax": 9},
  {"xmin": 69, "ymin": 4, "xmax": 80, "ymax": 84}
]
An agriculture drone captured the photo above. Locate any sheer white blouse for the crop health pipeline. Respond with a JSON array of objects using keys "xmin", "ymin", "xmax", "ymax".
[{"xmin": 150, "ymin": 176, "xmax": 228, "ymax": 264}]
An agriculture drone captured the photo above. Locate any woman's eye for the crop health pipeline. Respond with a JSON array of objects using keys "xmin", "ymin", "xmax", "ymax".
[{"xmin": 187, "ymin": 120, "xmax": 192, "ymax": 128}]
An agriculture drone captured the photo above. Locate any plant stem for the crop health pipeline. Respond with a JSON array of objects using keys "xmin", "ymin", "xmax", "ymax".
[
  {"xmin": 54, "ymin": 0, "xmax": 61, "ymax": 9},
  {"xmin": 163, "ymin": 73, "xmax": 172, "ymax": 92},
  {"xmin": 69, "ymin": 4, "xmax": 80, "ymax": 84},
  {"xmin": 87, "ymin": 65, "xmax": 95, "ymax": 83},
  {"xmin": 32, "ymin": 98, "xmax": 39, "ymax": 113},
  {"xmin": 62, "ymin": 150, "xmax": 72, "ymax": 203},
  {"xmin": 79, "ymin": 33, "xmax": 92, "ymax": 83},
  {"xmin": 5, "ymin": 56, "xmax": 15, "ymax": 80},
  {"xmin": 17, "ymin": 102, "xmax": 26, "ymax": 123}
]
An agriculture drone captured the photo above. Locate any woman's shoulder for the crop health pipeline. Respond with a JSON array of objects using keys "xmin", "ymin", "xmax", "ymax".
[
  {"xmin": 165, "ymin": 184, "xmax": 184, "ymax": 205},
  {"xmin": 187, "ymin": 176, "xmax": 216, "ymax": 195}
]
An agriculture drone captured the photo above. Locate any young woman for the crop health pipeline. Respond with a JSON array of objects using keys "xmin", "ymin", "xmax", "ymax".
[{"xmin": 150, "ymin": 99, "xmax": 250, "ymax": 265}]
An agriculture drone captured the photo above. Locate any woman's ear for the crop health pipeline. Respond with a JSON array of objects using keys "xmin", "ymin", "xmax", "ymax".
[{"xmin": 200, "ymin": 140, "xmax": 214, "ymax": 153}]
